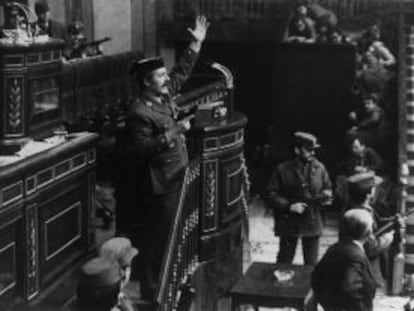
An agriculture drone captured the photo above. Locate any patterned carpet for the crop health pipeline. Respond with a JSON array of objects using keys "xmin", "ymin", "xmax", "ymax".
[{"xmin": 246, "ymin": 196, "xmax": 410, "ymax": 311}]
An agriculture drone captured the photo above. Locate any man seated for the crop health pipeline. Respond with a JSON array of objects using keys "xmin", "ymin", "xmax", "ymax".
[
  {"xmin": 358, "ymin": 23, "xmax": 396, "ymax": 68},
  {"xmin": 339, "ymin": 136, "xmax": 384, "ymax": 176},
  {"xmin": 283, "ymin": 5, "xmax": 316, "ymax": 43},
  {"xmin": 311, "ymin": 209, "xmax": 377, "ymax": 311},
  {"xmin": 335, "ymin": 136, "xmax": 383, "ymax": 210},
  {"xmin": 77, "ymin": 257, "xmax": 135, "ymax": 311},
  {"xmin": 348, "ymin": 92, "xmax": 387, "ymax": 151}
]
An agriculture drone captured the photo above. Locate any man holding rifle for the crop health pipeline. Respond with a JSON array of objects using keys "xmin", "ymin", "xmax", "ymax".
[
  {"xmin": 345, "ymin": 171, "xmax": 396, "ymax": 285},
  {"xmin": 264, "ymin": 131, "xmax": 332, "ymax": 264},
  {"xmin": 116, "ymin": 15, "xmax": 209, "ymax": 300}
]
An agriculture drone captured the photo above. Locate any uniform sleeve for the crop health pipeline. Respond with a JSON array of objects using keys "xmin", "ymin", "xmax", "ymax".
[
  {"xmin": 364, "ymin": 233, "xmax": 392, "ymax": 260},
  {"xmin": 263, "ymin": 167, "xmax": 291, "ymax": 212},
  {"xmin": 341, "ymin": 261, "xmax": 367, "ymax": 311},
  {"xmin": 124, "ymin": 114, "xmax": 172, "ymax": 160},
  {"xmin": 321, "ymin": 165, "xmax": 332, "ymax": 192},
  {"xmin": 168, "ymin": 48, "xmax": 199, "ymax": 96}
]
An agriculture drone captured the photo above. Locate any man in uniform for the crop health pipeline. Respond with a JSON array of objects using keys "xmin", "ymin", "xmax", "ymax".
[
  {"xmin": 77, "ymin": 257, "xmax": 135, "ymax": 311},
  {"xmin": 99, "ymin": 237, "xmax": 139, "ymax": 289},
  {"xmin": 264, "ymin": 131, "xmax": 332, "ymax": 264},
  {"xmin": 116, "ymin": 15, "xmax": 209, "ymax": 299},
  {"xmin": 345, "ymin": 171, "xmax": 395, "ymax": 285}
]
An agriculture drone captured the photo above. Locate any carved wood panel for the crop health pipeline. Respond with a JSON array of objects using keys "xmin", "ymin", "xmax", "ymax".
[{"xmin": 4, "ymin": 77, "xmax": 24, "ymax": 136}]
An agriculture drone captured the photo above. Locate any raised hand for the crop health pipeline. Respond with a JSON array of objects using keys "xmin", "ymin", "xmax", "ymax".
[{"xmin": 187, "ymin": 15, "xmax": 210, "ymax": 43}]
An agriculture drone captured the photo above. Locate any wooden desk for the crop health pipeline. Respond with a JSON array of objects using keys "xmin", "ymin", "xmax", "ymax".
[{"xmin": 230, "ymin": 262, "xmax": 313, "ymax": 311}]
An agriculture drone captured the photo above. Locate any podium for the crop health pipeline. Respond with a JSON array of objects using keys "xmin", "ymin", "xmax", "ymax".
[{"xmin": 0, "ymin": 39, "xmax": 64, "ymax": 154}]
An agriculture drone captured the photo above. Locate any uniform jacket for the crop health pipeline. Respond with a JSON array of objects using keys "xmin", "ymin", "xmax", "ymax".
[
  {"xmin": 311, "ymin": 239, "xmax": 377, "ymax": 311},
  {"xmin": 122, "ymin": 48, "xmax": 198, "ymax": 195},
  {"xmin": 264, "ymin": 157, "xmax": 332, "ymax": 236}
]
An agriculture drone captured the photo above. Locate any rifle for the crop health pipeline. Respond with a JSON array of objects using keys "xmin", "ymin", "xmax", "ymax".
[
  {"xmin": 374, "ymin": 207, "xmax": 414, "ymax": 237},
  {"xmin": 79, "ymin": 37, "xmax": 111, "ymax": 49}
]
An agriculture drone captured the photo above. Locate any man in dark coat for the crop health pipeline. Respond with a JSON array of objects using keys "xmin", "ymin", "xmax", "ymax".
[
  {"xmin": 116, "ymin": 15, "xmax": 209, "ymax": 300},
  {"xmin": 264, "ymin": 132, "xmax": 332, "ymax": 264},
  {"xmin": 311, "ymin": 208, "xmax": 377, "ymax": 311},
  {"xmin": 33, "ymin": 1, "xmax": 65, "ymax": 39}
]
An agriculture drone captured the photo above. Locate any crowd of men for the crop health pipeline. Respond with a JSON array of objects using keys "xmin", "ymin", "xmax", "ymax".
[{"xmin": 268, "ymin": 4, "xmax": 399, "ymax": 308}]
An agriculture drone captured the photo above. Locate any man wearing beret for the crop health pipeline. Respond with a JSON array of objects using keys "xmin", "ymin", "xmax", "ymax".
[
  {"xmin": 33, "ymin": 1, "xmax": 65, "ymax": 39},
  {"xmin": 116, "ymin": 15, "xmax": 209, "ymax": 299},
  {"xmin": 264, "ymin": 131, "xmax": 332, "ymax": 264}
]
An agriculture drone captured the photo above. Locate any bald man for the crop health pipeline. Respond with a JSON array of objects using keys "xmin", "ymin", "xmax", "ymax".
[{"xmin": 311, "ymin": 209, "xmax": 377, "ymax": 311}]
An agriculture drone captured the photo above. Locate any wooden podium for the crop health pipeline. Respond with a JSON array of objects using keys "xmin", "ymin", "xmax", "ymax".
[
  {"xmin": 0, "ymin": 40, "xmax": 64, "ymax": 154},
  {"xmin": 0, "ymin": 40, "xmax": 99, "ymax": 305}
]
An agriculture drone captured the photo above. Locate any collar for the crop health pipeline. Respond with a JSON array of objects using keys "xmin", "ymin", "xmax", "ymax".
[
  {"xmin": 352, "ymin": 203, "xmax": 374, "ymax": 214},
  {"xmin": 352, "ymin": 240, "xmax": 365, "ymax": 253},
  {"xmin": 142, "ymin": 91, "xmax": 164, "ymax": 106},
  {"xmin": 293, "ymin": 157, "xmax": 316, "ymax": 168}
]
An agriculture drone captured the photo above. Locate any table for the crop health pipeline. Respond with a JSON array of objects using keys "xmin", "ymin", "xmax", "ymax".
[{"xmin": 230, "ymin": 262, "xmax": 313, "ymax": 311}]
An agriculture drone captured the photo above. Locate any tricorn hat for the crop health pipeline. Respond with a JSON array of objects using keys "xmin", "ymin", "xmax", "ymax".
[
  {"xmin": 129, "ymin": 57, "xmax": 165, "ymax": 80},
  {"xmin": 293, "ymin": 131, "xmax": 320, "ymax": 149},
  {"xmin": 99, "ymin": 237, "xmax": 139, "ymax": 268},
  {"xmin": 347, "ymin": 170, "xmax": 383, "ymax": 191}
]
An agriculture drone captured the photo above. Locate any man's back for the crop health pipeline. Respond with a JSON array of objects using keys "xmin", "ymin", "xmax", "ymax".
[{"xmin": 311, "ymin": 239, "xmax": 376, "ymax": 311}]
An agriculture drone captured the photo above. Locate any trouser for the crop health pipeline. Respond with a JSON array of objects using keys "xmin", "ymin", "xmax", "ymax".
[
  {"xmin": 277, "ymin": 236, "xmax": 320, "ymax": 265},
  {"xmin": 133, "ymin": 188, "xmax": 181, "ymax": 300}
]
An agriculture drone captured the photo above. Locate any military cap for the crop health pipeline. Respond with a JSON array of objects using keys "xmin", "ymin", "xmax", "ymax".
[
  {"xmin": 78, "ymin": 257, "xmax": 121, "ymax": 290},
  {"xmin": 67, "ymin": 21, "xmax": 84, "ymax": 35},
  {"xmin": 99, "ymin": 237, "xmax": 138, "ymax": 267},
  {"xmin": 347, "ymin": 171, "xmax": 383, "ymax": 191},
  {"xmin": 293, "ymin": 131, "xmax": 320, "ymax": 149},
  {"xmin": 129, "ymin": 57, "xmax": 165, "ymax": 79},
  {"xmin": 34, "ymin": 1, "xmax": 50, "ymax": 15}
]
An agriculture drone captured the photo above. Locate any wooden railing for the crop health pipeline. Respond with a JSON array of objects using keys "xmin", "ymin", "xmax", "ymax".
[
  {"xmin": 156, "ymin": 159, "xmax": 201, "ymax": 311},
  {"xmin": 172, "ymin": 0, "xmax": 401, "ymax": 20}
]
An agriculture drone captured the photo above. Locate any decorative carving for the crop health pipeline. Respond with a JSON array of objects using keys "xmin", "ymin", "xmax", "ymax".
[
  {"xmin": 240, "ymin": 154, "xmax": 251, "ymax": 222},
  {"xmin": 25, "ymin": 204, "xmax": 38, "ymax": 299},
  {"xmin": 204, "ymin": 161, "xmax": 216, "ymax": 218},
  {"xmin": 6, "ymin": 78, "xmax": 23, "ymax": 134}
]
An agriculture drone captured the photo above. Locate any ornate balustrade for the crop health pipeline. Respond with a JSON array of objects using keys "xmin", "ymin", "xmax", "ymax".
[{"xmin": 156, "ymin": 160, "xmax": 201, "ymax": 311}]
